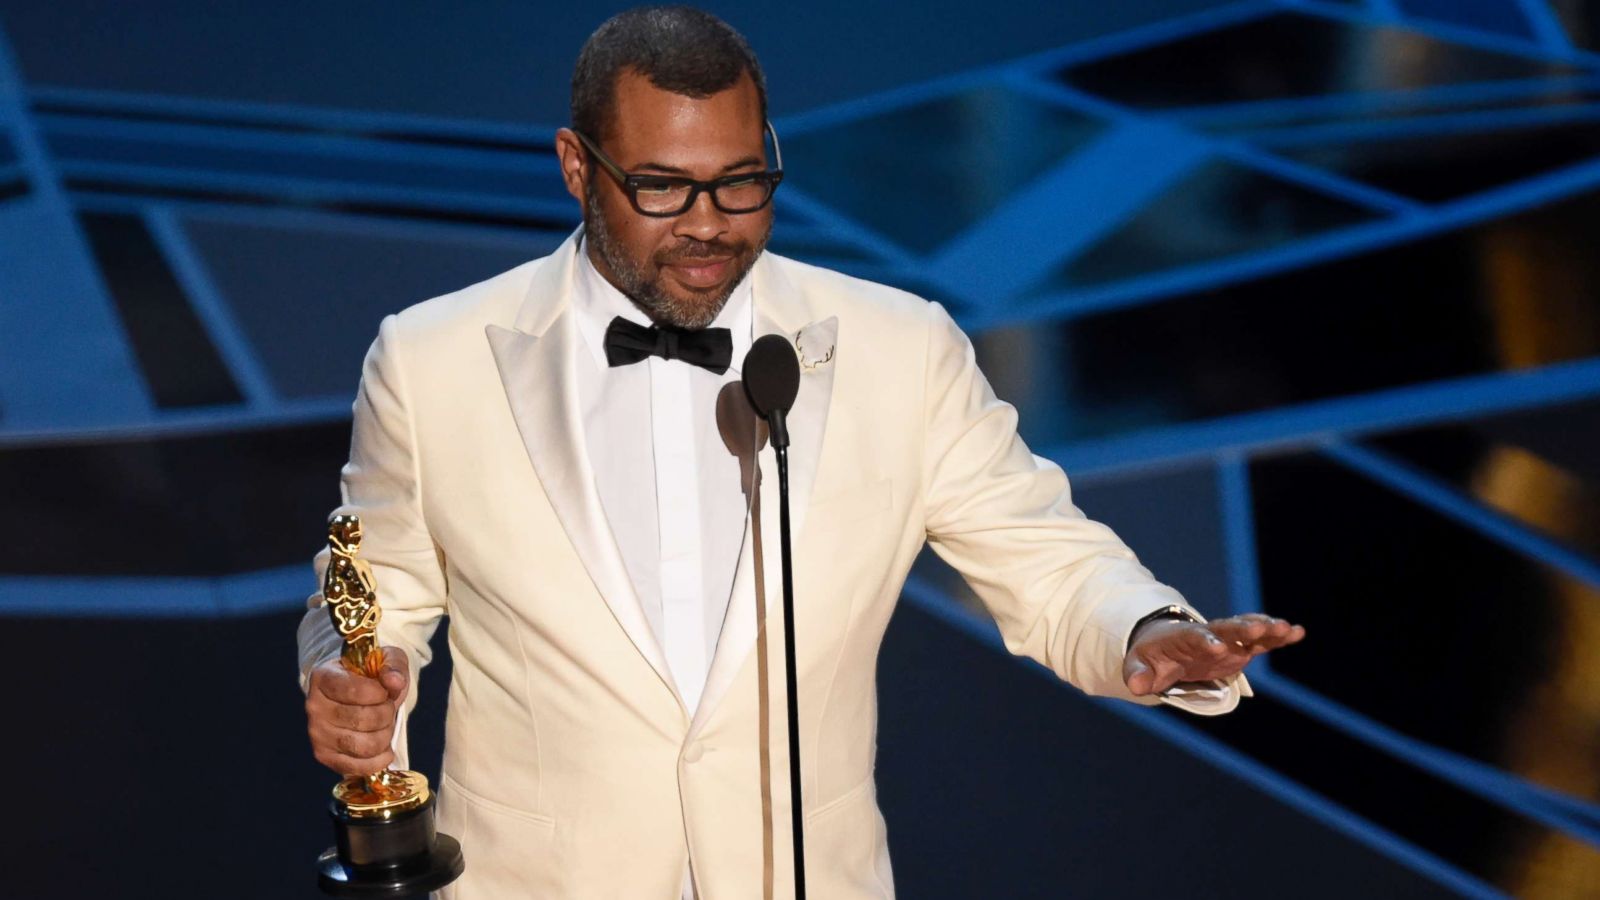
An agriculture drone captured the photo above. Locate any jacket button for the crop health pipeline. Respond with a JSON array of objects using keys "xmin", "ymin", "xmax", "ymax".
[{"xmin": 683, "ymin": 743, "xmax": 705, "ymax": 763}]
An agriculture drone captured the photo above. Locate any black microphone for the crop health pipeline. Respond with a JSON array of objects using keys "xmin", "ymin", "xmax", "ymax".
[
  {"xmin": 740, "ymin": 333, "xmax": 807, "ymax": 900},
  {"xmin": 742, "ymin": 334, "xmax": 800, "ymax": 449}
]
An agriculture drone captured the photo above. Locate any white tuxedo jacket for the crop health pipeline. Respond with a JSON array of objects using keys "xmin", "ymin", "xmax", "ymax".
[{"xmin": 298, "ymin": 231, "xmax": 1239, "ymax": 899}]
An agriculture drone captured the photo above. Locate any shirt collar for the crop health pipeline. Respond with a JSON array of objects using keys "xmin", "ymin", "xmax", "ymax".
[{"xmin": 571, "ymin": 237, "xmax": 754, "ymax": 374}]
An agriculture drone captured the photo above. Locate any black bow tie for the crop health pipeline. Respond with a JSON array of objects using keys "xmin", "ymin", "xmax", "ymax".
[{"xmin": 603, "ymin": 317, "xmax": 733, "ymax": 374}]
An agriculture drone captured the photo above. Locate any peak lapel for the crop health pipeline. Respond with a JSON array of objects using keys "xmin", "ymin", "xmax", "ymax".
[
  {"xmin": 484, "ymin": 234, "xmax": 681, "ymax": 708},
  {"xmin": 691, "ymin": 256, "xmax": 839, "ymax": 736}
]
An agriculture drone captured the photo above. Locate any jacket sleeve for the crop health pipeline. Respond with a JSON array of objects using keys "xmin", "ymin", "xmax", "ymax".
[
  {"xmin": 297, "ymin": 313, "xmax": 450, "ymax": 765},
  {"xmin": 918, "ymin": 301, "xmax": 1246, "ymax": 714}
]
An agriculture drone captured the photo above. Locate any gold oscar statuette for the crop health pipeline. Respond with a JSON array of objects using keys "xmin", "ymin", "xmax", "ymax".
[{"xmin": 315, "ymin": 513, "xmax": 464, "ymax": 896}]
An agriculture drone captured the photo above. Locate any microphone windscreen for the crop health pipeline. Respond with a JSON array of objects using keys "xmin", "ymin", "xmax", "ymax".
[{"xmin": 742, "ymin": 334, "xmax": 800, "ymax": 417}]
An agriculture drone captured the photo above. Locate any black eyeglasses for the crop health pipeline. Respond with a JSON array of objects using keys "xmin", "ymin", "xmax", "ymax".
[{"xmin": 572, "ymin": 121, "xmax": 785, "ymax": 217}]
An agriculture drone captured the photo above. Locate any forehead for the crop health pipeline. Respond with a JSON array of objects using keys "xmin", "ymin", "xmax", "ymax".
[{"xmin": 605, "ymin": 69, "xmax": 765, "ymax": 168}]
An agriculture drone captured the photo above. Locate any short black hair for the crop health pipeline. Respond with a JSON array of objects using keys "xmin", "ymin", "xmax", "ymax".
[{"xmin": 571, "ymin": 6, "xmax": 768, "ymax": 142}]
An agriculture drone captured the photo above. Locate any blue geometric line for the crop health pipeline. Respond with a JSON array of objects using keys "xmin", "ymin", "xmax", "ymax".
[
  {"xmin": 899, "ymin": 575, "xmax": 1507, "ymax": 899},
  {"xmin": 1217, "ymin": 442, "xmax": 1600, "ymax": 841},
  {"xmin": 36, "ymin": 110, "xmax": 556, "ymax": 175},
  {"xmin": 143, "ymin": 206, "xmax": 280, "ymax": 407},
  {"xmin": 926, "ymin": 120, "xmax": 1210, "ymax": 302},
  {"xmin": 1506, "ymin": 0, "xmax": 1577, "ymax": 54},
  {"xmin": 27, "ymin": 84, "xmax": 563, "ymax": 147},
  {"xmin": 1045, "ymin": 356, "xmax": 1600, "ymax": 477},
  {"xmin": 774, "ymin": 68, "xmax": 1014, "ymax": 138},
  {"xmin": 0, "ymin": 564, "xmax": 309, "ymax": 618},
  {"xmin": 1249, "ymin": 101, "xmax": 1600, "ymax": 148},
  {"xmin": 55, "ymin": 160, "xmax": 578, "ymax": 223},
  {"xmin": 1170, "ymin": 75, "xmax": 1600, "ymax": 130},
  {"xmin": 1273, "ymin": 0, "xmax": 1392, "ymax": 22},
  {"xmin": 1009, "ymin": 78, "xmax": 1426, "ymax": 217},
  {"xmin": 974, "ymin": 151, "xmax": 1600, "ymax": 331},
  {"xmin": 780, "ymin": 257, "xmax": 915, "ymax": 289},
  {"xmin": 0, "ymin": 395, "xmax": 351, "ymax": 447},
  {"xmin": 775, "ymin": 0, "xmax": 1274, "ymax": 137},
  {"xmin": 1213, "ymin": 139, "xmax": 1428, "ymax": 215},
  {"xmin": 0, "ymin": 23, "xmax": 56, "ymax": 190},
  {"xmin": 1010, "ymin": 0, "xmax": 1279, "ymax": 76},
  {"xmin": 959, "ymin": 235, "xmax": 1350, "ymax": 329},
  {"xmin": 1251, "ymin": 668, "xmax": 1600, "ymax": 846},
  {"xmin": 768, "ymin": 224, "xmax": 896, "ymax": 269},
  {"xmin": 1296, "ymin": 0, "xmax": 1600, "ymax": 66},
  {"xmin": 0, "ymin": 20, "xmax": 154, "ymax": 424},
  {"xmin": 998, "ymin": 72, "xmax": 1133, "ymax": 124},
  {"xmin": 1363, "ymin": 0, "xmax": 1403, "ymax": 23},
  {"xmin": 770, "ymin": 184, "xmax": 921, "ymax": 267},
  {"xmin": 1321, "ymin": 440, "xmax": 1600, "ymax": 590},
  {"xmin": 68, "ymin": 190, "xmax": 570, "ymax": 253}
]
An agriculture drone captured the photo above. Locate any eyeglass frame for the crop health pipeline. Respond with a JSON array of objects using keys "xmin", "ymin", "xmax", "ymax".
[{"xmin": 571, "ymin": 121, "xmax": 785, "ymax": 217}]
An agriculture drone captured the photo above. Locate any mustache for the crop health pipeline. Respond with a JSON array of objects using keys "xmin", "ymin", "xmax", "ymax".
[{"xmin": 657, "ymin": 239, "xmax": 744, "ymax": 263}]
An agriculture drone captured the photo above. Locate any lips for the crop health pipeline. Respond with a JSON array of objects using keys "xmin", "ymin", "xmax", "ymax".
[{"xmin": 665, "ymin": 256, "xmax": 731, "ymax": 289}]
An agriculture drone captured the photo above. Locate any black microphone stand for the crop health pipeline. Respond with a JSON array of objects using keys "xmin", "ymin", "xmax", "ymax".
[
  {"xmin": 768, "ymin": 411, "xmax": 806, "ymax": 900},
  {"xmin": 743, "ymin": 333, "xmax": 806, "ymax": 900}
]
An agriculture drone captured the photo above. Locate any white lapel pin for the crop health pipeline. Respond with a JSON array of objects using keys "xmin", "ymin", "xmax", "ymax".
[{"xmin": 794, "ymin": 325, "xmax": 836, "ymax": 372}]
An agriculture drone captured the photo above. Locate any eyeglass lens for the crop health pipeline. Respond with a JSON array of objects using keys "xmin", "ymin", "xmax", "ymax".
[{"xmin": 634, "ymin": 177, "xmax": 772, "ymax": 215}]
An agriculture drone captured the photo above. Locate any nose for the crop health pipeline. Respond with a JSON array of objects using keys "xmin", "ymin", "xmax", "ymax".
[{"xmin": 672, "ymin": 185, "xmax": 731, "ymax": 244}]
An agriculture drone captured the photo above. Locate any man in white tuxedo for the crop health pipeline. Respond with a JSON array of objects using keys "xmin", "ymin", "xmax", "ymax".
[{"xmin": 298, "ymin": 7, "xmax": 1304, "ymax": 898}]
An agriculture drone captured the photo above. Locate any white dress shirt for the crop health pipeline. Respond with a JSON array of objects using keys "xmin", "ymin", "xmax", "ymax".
[
  {"xmin": 570, "ymin": 243, "xmax": 754, "ymax": 900},
  {"xmin": 569, "ymin": 242, "xmax": 753, "ymax": 717}
]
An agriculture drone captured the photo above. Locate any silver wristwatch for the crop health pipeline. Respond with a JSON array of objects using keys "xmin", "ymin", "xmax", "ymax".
[{"xmin": 1127, "ymin": 603, "xmax": 1201, "ymax": 650}]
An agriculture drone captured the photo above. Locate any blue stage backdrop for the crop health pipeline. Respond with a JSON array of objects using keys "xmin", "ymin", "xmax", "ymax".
[{"xmin": 2, "ymin": 1, "xmax": 1598, "ymax": 897}]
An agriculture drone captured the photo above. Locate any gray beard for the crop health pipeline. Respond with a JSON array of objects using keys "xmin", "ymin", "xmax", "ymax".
[{"xmin": 584, "ymin": 182, "xmax": 767, "ymax": 330}]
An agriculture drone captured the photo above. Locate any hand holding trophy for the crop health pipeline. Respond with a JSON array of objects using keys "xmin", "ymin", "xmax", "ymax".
[{"xmin": 315, "ymin": 514, "xmax": 464, "ymax": 897}]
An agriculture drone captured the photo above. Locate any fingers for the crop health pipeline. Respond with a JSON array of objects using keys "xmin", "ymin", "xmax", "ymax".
[
  {"xmin": 312, "ymin": 743, "xmax": 396, "ymax": 778},
  {"xmin": 1124, "ymin": 644, "xmax": 1190, "ymax": 695},
  {"xmin": 330, "ymin": 701, "xmax": 396, "ymax": 733},
  {"xmin": 1125, "ymin": 658, "xmax": 1155, "ymax": 696},
  {"xmin": 306, "ymin": 697, "xmax": 398, "ymax": 777},
  {"xmin": 1208, "ymin": 615, "xmax": 1306, "ymax": 654},
  {"xmin": 1125, "ymin": 613, "xmax": 1306, "ymax": 696},
  {"xmin": 306, "ymin": 654, "xmax": 403, "ymax": 778},
  {"xmin": 1208, "ymin": 615, "xmax": 1272, "ymax": 648},
  {"xmin": 1126, "ymin": 621, "xmax": 1254, "ymax": 691},
  {"xmin": 1149, "ymin": 658, "xmax": 1186, "ymax": 694},
  {"xmin": 379, "ymin": 646, "xmax": 411, "ymax": 705},
  {"xmin": 305, "ymin": 683, "xmax": 396, "ymax": 735},
  {"xmin": 312, "ymin": 659, "xmax": 390, "ymax": 706}
]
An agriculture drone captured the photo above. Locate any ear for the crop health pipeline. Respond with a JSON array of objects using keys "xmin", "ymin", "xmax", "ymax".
[{"xmin": 554, "ymin": 127, "xmax": 588, "ymax": 206}]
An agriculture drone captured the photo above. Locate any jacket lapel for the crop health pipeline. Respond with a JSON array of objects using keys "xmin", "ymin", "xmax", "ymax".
[
  {"xmin": 691, "ymin": 255, "xmax": 839, "ymax": 736},
  {"xmin": 485, "ymin": 233, "xmax": 682, "ymax": 709}
]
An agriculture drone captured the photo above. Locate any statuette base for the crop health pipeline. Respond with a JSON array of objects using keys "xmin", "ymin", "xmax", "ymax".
[{"xmin": 317, "ymin": 785, "xmax": 463, "ymax": 897}]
